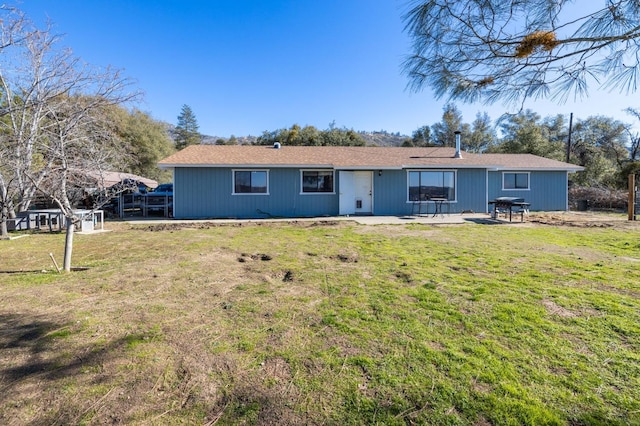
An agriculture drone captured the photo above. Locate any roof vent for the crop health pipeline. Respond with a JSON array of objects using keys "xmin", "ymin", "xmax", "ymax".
[
  {"xmin": 273, "ymin": 142, "xmax": 281, "ymax": 149},
  {"xmin": 454, "ymin": 131, "xmax": 462, "ymax": 159}
]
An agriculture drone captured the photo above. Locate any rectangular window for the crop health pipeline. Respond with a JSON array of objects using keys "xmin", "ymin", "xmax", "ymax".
[
  {"xmin": 408, "ymin": 170, "xmax": 456, "ymax": 201},
  {"xmin": 503, "ymin": 172, "xmax": 529, "ymax": 190},
  {"xmin": 302, "ymin": 170, "xmax": 334, "ymax": 193},
  {"xmin": 233, "ymin": 170, "xmax": 268, "ymax": 194}
]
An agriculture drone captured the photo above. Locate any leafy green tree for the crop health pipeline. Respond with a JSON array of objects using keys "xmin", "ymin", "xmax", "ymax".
[
  {"xmin": 467, "ymin": 112, "xmax": 496, "ymax": 153},
  {"xmin": 403, "ymin": 1, "xmax": 640, "ymax": 106},
  {"xmin": 254, "ymin": 124, "xmax": 364, "ymax": 146},
  {"xmin": 624, "ymin": 108, "xmax": 640, "ymax": 162},
  {"xmin": 411, "ymin": 125, "xmax": 432, "ymax": 147},
  {"xmin": 619, "ymin": 161, "xmax": 640, "ymax": 188},
  {"xmin": 120, "ymin": 109, "xmax": 174, "ymax": 182},
  {"xmin": 299, "ymin": 125, "xmax": 322, "ymax": 146},
  {"xmin": 493, "ymin": 110, "xmax": 564, "ymax": 159},
  {"xmin": 256, "ymin": 129, "xmax": 281, "ymax": 146},
  {"xmin": 175, "ymin": 104, "xmax": 201, "ymax": 150},
  {"xmin": 321, "ymin": 126, "xmax": 365, "ymax": 146},
  {"xmin": 570, "ymin": 116, "xmax": 629, "ymax": 187},
  {"xmin": 431, "ymin": 104, "xmax": 470, "ymax": 148},
  {"xmin": 542, "ymin": 115, "xmax": 569, "ymax": 152}
]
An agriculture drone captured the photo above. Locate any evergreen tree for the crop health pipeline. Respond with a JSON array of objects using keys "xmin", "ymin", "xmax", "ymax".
[
  {"xmin": 411, "ymin": 125, "xmax": 432, "ymax": 147},
  {"xmin": 467, "ymin": 112, "xmax": 496, "ymax": 153},
  {"xmin": 403, "ymin": 1, "xmax": 640, "ymax": 106},
  {"xmin": 494, "ymin": 110, "xmax": 564, "ymax": 159},
  {"xmin": 175, "ymin": 104, "xmax": 201, "ymax": 150},
  {"xmin": 431, "ymin": 104, "xmax": 470, "ymax": 147}
]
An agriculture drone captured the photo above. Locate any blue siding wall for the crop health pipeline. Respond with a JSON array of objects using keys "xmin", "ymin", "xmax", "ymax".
[
  {"xmin": 372, "ymin": 168, "xmax": 487, "ymax": 215},
  {"xmin": 457, "ymin": 169, "xmax": 488, "ymax": 213},
  {"xmin": 372, "ymin": 170, "xmax": 408, "ymax": 215},
  {"xmin": 174, "ymin": 167, "xmax": 568, "ymax": 218},
  {"xmin": 488, "ymin": 171, "xmax": 568, "ymax": 211},
  {"xmin": 174, "ymin": 168, "xmax": 338, "ymax": 219}
]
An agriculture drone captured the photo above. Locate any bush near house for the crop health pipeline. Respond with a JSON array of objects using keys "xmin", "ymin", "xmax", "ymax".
[{"xmin": 569, "ymin": 186, "xmax": 629, "ymax": 210}]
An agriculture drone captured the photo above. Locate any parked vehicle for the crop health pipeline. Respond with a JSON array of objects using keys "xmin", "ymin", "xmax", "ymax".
[
  {"xmin": 145, "ymin": 183, "xmax": 173, "ymax": 216},
  {"xmin": 153, "ymin": 183, "xmax": 173, "ymax": 195}
]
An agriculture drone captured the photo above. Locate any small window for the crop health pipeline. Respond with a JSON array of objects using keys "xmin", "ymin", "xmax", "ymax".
[
  {"xmin": 503, "ymin": 172, "xmax": 529, "ymax": 190},
  {"xmin": 302, "ymin": 170, "xmax": 334, "ymax": 193},
  {"xmin": 234, "ymin": 170, "xmax": 268, "ymax": 194}
]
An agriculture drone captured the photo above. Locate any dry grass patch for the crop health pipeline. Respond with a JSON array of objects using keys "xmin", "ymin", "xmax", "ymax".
[
  {"xmin": 0, "ymin": 218, "xmax": 639, "ymax": 424},
  {"xmin": 541, "ymin": 298, "xmax": 576, "ymax": 318}
]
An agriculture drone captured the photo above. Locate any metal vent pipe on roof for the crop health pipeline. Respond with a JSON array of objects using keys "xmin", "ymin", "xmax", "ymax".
[
  {"xmin": 274, "ymin": 142, "xmax": 281, "ymax": 149},
  {"xmin": 454, "ymin": 131, "xmax": 462, "ymax": 159}
]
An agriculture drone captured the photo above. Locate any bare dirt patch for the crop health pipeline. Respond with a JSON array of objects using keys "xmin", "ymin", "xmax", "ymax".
[
  {"xmin": 541, "ymin": 299, "xmax": 576, "ymax": 318},
  {"xmin": 330, "ymin": 253, "xmax": 359, "ymax": 263},
  {"xmin": 528, "ymin": 211, "xmax": 638, "ymax": 228},
  {"xmin": 135, "ymin": 219, "xmax": 346, "ymax": 233}
]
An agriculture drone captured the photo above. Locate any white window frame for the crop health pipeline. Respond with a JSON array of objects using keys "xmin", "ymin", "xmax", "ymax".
[
  {"xmin": 232, "ymin": 169, "xmax": 270, "ymax": 195},
  {"xmin": 502, "ymin": 172, "xmax": 530, "ymax": 191},
  {"xmin": 406, "ymin": 169, "xmax": 457, "ymax": 202},
  {"xmin": 300, "ymin": 169, "xmax": 335, "ymax": 195}
]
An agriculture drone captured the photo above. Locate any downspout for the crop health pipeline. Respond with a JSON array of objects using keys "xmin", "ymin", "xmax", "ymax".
[
  {"xmin": 172, "ymin": 168, "xmax": 176, "ymax": 218},
  {"xmin": 485, "ymin": 169, "xmax": 489, "ymax": 213},
  {"xmin": 566, "ymin": 171, "xmax": 569, "ymax": 211}
]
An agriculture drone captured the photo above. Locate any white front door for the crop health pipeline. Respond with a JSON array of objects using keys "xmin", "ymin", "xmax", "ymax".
[{"xmin": 339, "ymin": 171, "xmax": 373, "ymax": 215}]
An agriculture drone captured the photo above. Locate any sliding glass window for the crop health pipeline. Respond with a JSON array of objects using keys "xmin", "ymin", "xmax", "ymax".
[{"xmin": 408, "ymin": 170, "xmax": 456, "ymax": 201}]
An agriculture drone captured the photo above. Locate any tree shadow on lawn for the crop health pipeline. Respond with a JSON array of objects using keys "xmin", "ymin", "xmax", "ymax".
[
  {"xmin": 0, "ymin": 311, "xmax": 313, "ymax": 424},
  {"xmin": 0, "ymin": 313, "xmax": 146, "ymax": 423}
]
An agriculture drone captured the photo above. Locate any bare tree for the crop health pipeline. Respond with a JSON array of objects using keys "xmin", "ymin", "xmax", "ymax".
[
  {"xmin": 0, "ymin": 6, "xmax": 31, "ymax": 239},
  {"xmin": 0, "ymin": 6, "xmax": 139, "ymax": 267},
  {"xmin": 403, "ymin": 1, "xmax": 640, "ymax": 107},
  {"xmin": 0, "ymin": 10, "xmax": 77, "ymax": 238},
  {"xmin": 36, "ymin": 90, "xmax": 136, "ymax": 271}
]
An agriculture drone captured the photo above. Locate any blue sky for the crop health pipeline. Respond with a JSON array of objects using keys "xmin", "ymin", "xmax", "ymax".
[{"xmin": 19, "ymin": 1, "xmax": 640, "ymax": 138}]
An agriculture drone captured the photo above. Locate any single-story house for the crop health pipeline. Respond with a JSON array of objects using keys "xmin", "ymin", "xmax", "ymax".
[{"xmin": 158, "ymin": 144, "xmax": 583, "ymax": 219}]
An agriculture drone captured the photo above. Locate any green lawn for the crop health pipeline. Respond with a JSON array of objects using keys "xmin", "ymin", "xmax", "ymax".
[{"xmin": 1, "ymin": 220, "xmax": 639, "ymax": 425}]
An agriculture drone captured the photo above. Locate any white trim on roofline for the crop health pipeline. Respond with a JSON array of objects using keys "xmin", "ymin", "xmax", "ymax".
[
  {"xmin": 159, "ymin": 163, "xmax": 335, "ymax": 169},
  {"xmin": 333, "ymin": 166, "xmax": 400, "ymax": 171},
  {"xmin": 490, "ymin": 166, "xmax": 584, "ymax": 172},
  {"xmin": 159, "ymin": 163, "xmax": 584, "ymax": 172},
  {"xmin": 401, "ymin": 164, "xmax": 502, "ymax": 169}
]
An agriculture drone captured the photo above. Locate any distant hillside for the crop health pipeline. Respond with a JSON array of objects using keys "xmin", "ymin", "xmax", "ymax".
[
  {"xmin": 357, "ymin": 131, "xmax": 409, "ymax": 147},
  {"xmin": 199, "ymin": 131, "xmax": 409, "ymax": 147},
  {"xmin": 201, "ymin": 135, "xmax": 258, "ymax": 145}
]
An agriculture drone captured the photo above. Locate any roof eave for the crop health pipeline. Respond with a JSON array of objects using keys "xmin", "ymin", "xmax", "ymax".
[
  {"xmin": 158, "ymin": 163, "xmax": 335, "ymax": 169},
  {"xmin": 492, "ymin": 167, "xmax": 585, "ymax": 172}
]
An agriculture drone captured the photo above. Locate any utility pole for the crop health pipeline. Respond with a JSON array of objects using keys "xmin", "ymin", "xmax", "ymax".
[
  {"xmin": 630, "ymin": 174, "xmax": 637, "ymax": 221},
  {"xmin": 566, "ymin": 112, "xmax": 573, "ymax": 163}
]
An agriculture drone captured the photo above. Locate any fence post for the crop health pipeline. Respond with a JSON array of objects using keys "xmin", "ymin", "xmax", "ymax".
[{"xmin": 630, "ymin": 174, "xmax": 636, "ymax": 221}]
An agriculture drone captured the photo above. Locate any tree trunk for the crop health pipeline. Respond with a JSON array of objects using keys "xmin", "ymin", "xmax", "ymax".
[
  {"xmin": 1, "ymin": 202, "xmax": 8, "ymax": 240},
  {"xmin": 0, "ymin": 220, "xmax": 8, "ymax": 240},
  {"xmin": 63, "ymin": 217, "xmax": 75, "ymax": 272}
]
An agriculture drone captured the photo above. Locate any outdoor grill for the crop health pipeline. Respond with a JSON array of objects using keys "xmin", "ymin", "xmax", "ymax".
[{"xmin": 489, "ymin": 197, "xmax": 530, "ymax": 222}]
